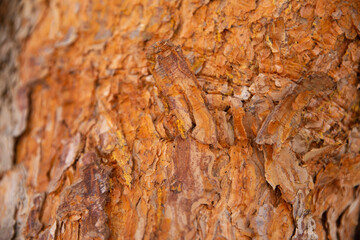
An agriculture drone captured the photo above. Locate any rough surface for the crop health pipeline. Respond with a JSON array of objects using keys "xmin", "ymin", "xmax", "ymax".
[{"xmin": 0, "ymin": 0, "xmax": 360, "ymax": 239}]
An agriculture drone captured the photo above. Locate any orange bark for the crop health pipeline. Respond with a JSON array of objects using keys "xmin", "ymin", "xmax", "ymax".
[{"xmin": 1, "ymin": 0, "xmax": 360, "ymax": 239}]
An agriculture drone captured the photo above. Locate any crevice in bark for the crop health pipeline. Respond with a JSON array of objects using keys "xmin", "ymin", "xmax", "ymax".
[
  {"xmin": 77, "ymin": 221, "xmax": 81, "ymax": 240},
  {"xmin": 321, "ymin": 210, "xmax": 329, "ymax": 238},
  {"xmin": 355, "ymin": 205, "xmax": 360, "ymax": 240}
]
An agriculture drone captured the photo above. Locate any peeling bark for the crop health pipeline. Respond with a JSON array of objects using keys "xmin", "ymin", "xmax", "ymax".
[{"xmin": 1, "ymin": 0, "xmax": 360, "ymax": 239}]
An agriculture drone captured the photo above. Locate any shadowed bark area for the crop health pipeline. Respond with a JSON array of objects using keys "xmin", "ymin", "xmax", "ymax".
[{"xmin": 0, "ymin": 0, "xmax": 360, "ymax": 239}]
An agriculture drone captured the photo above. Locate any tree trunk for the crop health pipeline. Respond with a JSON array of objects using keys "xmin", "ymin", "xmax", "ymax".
[{"xmin": 1, "ymin": 0, "xmax": 360, "ymax": 239}]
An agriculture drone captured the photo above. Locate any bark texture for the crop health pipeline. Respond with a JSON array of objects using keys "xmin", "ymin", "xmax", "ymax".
[{"xmin": 0, "ymin": 0, "xmax": 360, "ymax": 239}]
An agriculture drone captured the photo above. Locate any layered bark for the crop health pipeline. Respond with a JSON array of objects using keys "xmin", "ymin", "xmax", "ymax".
[{"xmin": 1, "ymin": 0, "xmax": 360, "ymax": 239}]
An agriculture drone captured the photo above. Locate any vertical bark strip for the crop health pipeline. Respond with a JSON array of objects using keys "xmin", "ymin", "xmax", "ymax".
[{"xmin": 147, "ymin": 41, "xmax": 217, "ymax": 145}]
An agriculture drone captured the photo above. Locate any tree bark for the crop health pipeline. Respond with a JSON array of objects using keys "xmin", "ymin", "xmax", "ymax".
[{"xmin": 1, "ymin": 0, "xmax": 360, "ymax": 239}]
